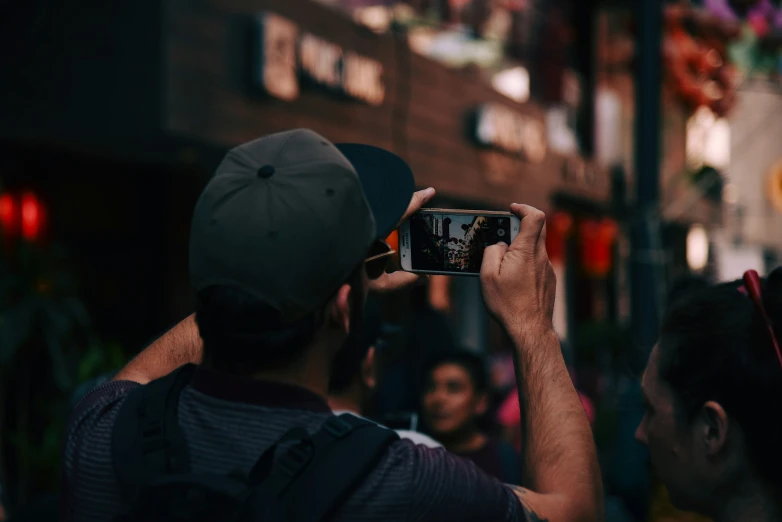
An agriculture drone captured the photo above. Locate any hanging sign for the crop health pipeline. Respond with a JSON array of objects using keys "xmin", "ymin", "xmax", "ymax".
[
  {"xmin": 473, "ymin": 103, "xmax": 547, "ymax": 163},
  {"xmin": 256, "ymin": 13, "xmax": 300, "ymax": 102},
  {"xmin": 254, "ymin": 13, "xmax": 385, "ymax": 106}
]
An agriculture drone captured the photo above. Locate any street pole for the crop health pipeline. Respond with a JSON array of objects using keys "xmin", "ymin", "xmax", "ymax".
[
  {"xmin": 630, "ymin": 0, "xmax": 664, "ymax": 370},
  {"xmin": 606, "ymin": 9, "xmax": 664, "ymax": 518}
]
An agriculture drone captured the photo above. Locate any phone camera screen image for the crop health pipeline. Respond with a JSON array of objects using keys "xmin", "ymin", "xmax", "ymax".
[{"xmin": 409, "ymin": 213, "xmax": 512, "ymax": 274}]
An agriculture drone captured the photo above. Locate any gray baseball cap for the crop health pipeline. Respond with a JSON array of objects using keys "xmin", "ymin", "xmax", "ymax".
[{"xmin": 189, "ymin": 129, "xmax": 415, "ymax": 321}]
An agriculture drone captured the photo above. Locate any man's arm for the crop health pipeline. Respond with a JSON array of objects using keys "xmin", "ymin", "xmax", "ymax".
[
  {"xmin": 507, "ymin": 327, "xmax": 602, "ymax": 522},
  {"xmin": 481, "ymin": 204, "xmax": 603, "ymax": 522},
  {"xmin": 113, "ymin": 314, "xmax": 203, "ymax": 384}
]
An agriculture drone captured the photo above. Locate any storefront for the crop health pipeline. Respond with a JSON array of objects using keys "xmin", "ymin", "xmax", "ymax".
[{"xmin": 0, "ymin": 0, "xmax": 610, "ymax": 351}]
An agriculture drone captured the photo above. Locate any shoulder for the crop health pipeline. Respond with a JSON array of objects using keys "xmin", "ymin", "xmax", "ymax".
[
  {"xmin": 377, "ymin": 441, "xmax": 527, "ymax": 522},
  {"xmin": 394, "ymin": 429, "xmax": 443, "ymax": 449},
  {"xmin": 65, "ymin": 379, "xmax": 140, "ymax": 449},
  {"xmin": 62, "ymin": 380, "xmax": 140, "ymax": 518}
]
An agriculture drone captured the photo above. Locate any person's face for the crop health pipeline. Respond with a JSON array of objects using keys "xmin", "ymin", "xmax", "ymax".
[
  {"xmin": 422, "ymin": 363, "xmax": 487, "ymax": 437},
  {"xmin": 635, "ymin": 345, "xmax": 722, "ymax": 512}
]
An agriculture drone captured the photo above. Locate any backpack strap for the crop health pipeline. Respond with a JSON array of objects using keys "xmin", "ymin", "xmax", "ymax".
[
  {"xmin": 245, "ymin": 414, "xmax": 398, "ymax": 522},
  {"xmin": 112, "ymin": 364, "xmax": 197, "ymax": 502}
]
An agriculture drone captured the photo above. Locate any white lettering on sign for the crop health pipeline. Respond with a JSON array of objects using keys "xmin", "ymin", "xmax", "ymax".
[
  {"xmin": 254, "ymin": 12, "xmax": 385, "ymax": 106},
  {"xmin": 343, "ymin": 51, "xmax": 385, "ymax": 106},
  {"xmin": 475, "ymin": 103, "xmax": 547, "ymax": 163},
  {"xmin": 300, "ymin": 34, "xmax": 343, "ymax": 90},
  {"xmin": 257, "ymin": 13, "xmax": 299, "ymax": 102}
]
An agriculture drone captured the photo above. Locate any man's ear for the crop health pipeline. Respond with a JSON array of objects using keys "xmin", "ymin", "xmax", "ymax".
[
  {"xmin": 475, "ymin": 392, "xmax": 489, "ymax": 417},
  {"xmin": 331, "ymin": 283, "xmax": 352, "ymax": 333},
  {"xmin": 362, "ymin": 346, "xmax": 377, "ymax": 390},
  {"xmin": 699, "ymin": 400, "xmax": 729, "ymax": 456}
]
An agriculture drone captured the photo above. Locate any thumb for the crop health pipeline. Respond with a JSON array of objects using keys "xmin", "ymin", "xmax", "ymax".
[
  {"xmin": 370, "ymin": 271, "xmax": 423, "ymax": 293},
  {"xmin": 481, "ymin": 242, "xmax": 508, "ymax": 280}
]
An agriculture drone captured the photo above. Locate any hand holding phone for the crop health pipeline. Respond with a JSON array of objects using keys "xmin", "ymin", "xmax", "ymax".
[
  {"xmin": 398, "ymin": 209, "xmax": 521, "ymax": 276},
  {"xmin": 480, "ymin": 204, "xmax": 556, "ymax": 335}
]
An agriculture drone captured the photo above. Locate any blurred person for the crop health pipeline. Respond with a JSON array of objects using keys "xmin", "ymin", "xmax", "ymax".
[
  {"xmin": 666, "ymin": 274, "xmax": 711, "ymax": 307},
  {"xmin": 643, "ymin": 273, "xmax": 714, "ymax": 522},
  {"xmin": 62, "ymin": 130, "xmax": 603, "ymax": 522},
  {"xmin": 328, "ymin": 295, "xmax": 441, "ymax": 448},
  {"xmin": 636, "ymin": 267, "xmax": 782, "ymax": 522},
  {"xmin": 372, "ymin": 289, "xmax": 456, "ymax": 417},
  {"xmin": 422, "ymin": 349, "xmax": 521, "ymax": 484}
]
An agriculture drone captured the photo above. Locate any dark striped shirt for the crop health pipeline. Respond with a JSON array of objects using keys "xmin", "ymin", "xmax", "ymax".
[{"xmin": 62, "ymin": 366, "xmax": 527, "ymax": 522}]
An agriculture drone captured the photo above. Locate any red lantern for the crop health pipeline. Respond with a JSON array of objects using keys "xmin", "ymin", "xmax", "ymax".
[
  {"xmin": 579, "ymin": 218, "xmax": 618, "ymax": 277},
  {"xmin": 20, "ymin": 192, "xmax": 45, "ymax": 241},
  {"xmin": 546, "ymin": 211, "xmax": 573, "ymax": 264},
  {"xmin": 0, "ymin": 193, "xmax": 17, "ymax": 237}
]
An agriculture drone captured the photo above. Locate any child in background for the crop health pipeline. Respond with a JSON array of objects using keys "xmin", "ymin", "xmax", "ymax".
[{"xmin": 421, "ymin": 350, "xmax": 522, "ymax": 484}]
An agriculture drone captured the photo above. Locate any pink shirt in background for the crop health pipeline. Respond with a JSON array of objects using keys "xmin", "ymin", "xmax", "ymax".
[{"xmin": 497, "ymin": 389, "xmax": 596, "ymax": 451}]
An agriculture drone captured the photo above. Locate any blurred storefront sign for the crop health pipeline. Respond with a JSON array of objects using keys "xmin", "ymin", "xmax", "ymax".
[
  {"xmin": 255, "ymin": 13, "xmax": 300, "ymax": 101},
  {"xmin": 491, "ymin": 66, "xmax": 530, "ymax": 103},
  {"xmin": 473, "ymin": 103, "xmax": 547, "ymax": 163},
  {"xmin": 254, "ymin": 12, "xmax": 385, "ymax": 106}
]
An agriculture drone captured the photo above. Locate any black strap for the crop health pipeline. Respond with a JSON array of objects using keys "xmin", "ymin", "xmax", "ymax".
[
  {"xmin": 247, "ymin": 427, "xmax": 310, "ymax": 489},
  {"xmin": 245, "ymin": 414, "xmax": 398, "ymax": 522},
  {"xmin": 112, "ymin": 364, "xmax": 197, "ymax": 502}
]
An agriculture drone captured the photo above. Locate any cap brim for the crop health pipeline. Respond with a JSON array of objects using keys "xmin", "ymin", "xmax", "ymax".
[{"xmin": 336, "ymin": 143, "xmax": 415, "ymax": 240}]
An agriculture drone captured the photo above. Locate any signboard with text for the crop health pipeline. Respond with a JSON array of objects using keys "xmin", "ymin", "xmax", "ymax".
[
  {"xmin": 254, "ymin": 13, "xmax": 385, "ymax": 106},
  {"xmin": 473, "ymin": 103, "xmax": 547, "ymax": 163}
]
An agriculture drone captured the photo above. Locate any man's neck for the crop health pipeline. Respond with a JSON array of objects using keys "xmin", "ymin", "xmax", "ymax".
[
  {"xmin": 248, "ymin": 370, "xmax": 328, "ymax": 398},
  {"xmin": 327, "ymin": 395, "xmax": 361, "ymax": 415},
  {"xmin": 245, "ymin": 345, "xmax": 334, "ymax": 398},
  {"xmin": 327, "ymin": 379, "xmax": 364, "ymax": 415}
]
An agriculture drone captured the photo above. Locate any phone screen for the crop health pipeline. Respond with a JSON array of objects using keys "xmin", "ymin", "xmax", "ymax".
[{"xmin": 407, "ymin": 212, "xmax": 513, "ymax": 274}]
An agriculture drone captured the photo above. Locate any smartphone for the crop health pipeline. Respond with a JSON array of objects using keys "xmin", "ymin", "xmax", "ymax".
[{"xmin": 398, "ymin": 209, "xmax": 520, "ymax": 276}]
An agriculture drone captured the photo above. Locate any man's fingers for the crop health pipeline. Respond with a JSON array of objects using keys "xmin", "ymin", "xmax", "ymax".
[
  {"xmin": 481, "ymin": 242, "xmax": 509, "ymax": 280},
  {"xmin": 370, "ymin": 271, "xmax": 426, "ymax": 293},
  {"xmin": 536, "ymin": 220, "xmax": 549, "ymax": 261},
  {"xmin": 509, "ymin": 203, "xmax": 546, "ymax": 251},
  {"xmin": 399, "ymin": 188, "xmax": 436, "ymax": 224}
]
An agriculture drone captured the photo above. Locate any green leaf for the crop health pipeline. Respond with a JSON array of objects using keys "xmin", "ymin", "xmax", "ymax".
[{"xmin": 77, "ymin": 344, "xmax": 105, "ymax": 383}]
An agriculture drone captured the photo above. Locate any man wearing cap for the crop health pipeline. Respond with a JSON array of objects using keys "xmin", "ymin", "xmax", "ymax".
[{"xmin": 62, "ymin": 129, "xmax": 603, "ymax": 522}]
